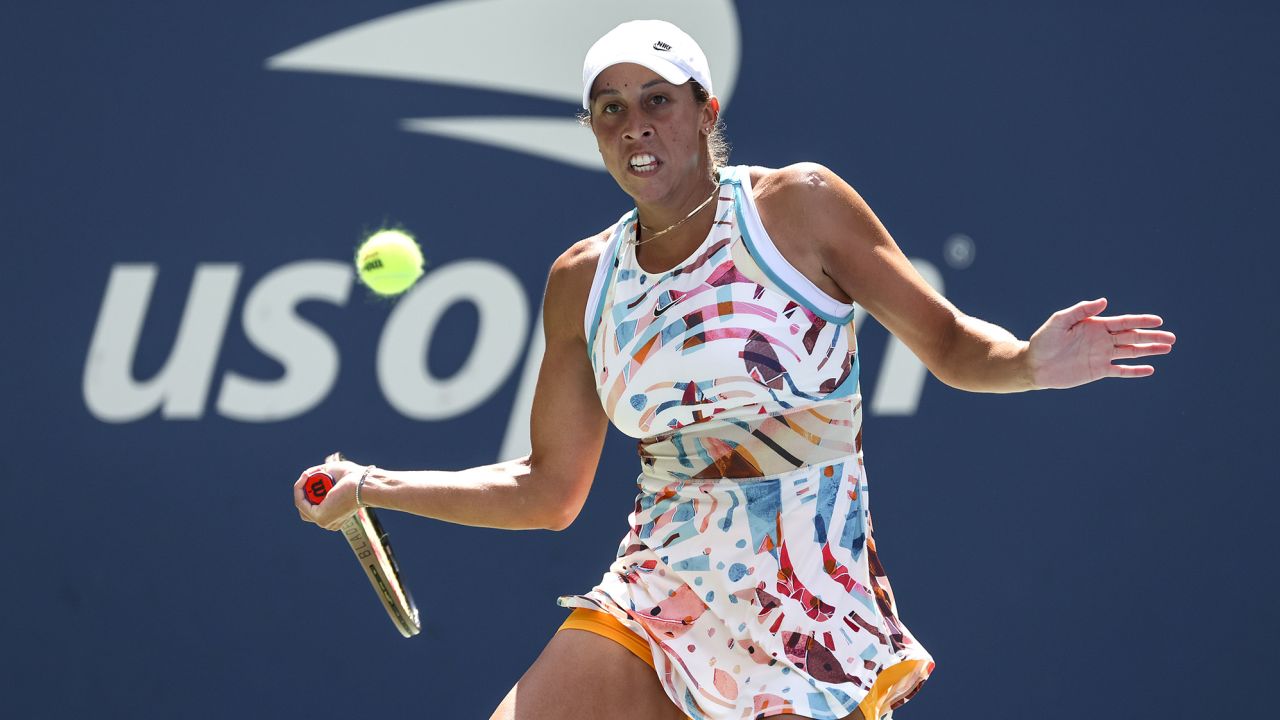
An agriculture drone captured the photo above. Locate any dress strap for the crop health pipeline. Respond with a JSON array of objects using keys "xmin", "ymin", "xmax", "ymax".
[
  {"xmin": 584, "ymin": 209, "xmax": 636, "ymax": 367},
  {"xmin": 722, "ymin": 165, "xmax": 856, "ymax": 325}
]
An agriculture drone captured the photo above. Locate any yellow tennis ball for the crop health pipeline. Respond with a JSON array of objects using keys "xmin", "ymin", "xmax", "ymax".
[{"xmin": 356, "ymin": 229, "xmax": 424, "ymax": 296}]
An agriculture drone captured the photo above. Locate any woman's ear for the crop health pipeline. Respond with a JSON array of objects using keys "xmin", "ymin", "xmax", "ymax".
[{"xmin": 702, "ymin": 96, "xmax": 721, "ymax": 130}]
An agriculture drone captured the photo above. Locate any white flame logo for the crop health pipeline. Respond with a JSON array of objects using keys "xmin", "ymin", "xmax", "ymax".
[{"xmin": 265, "ymin": 0, "xmax": 741, "ymax": 170}]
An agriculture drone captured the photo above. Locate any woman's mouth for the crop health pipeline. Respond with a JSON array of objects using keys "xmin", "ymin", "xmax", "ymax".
[{"xmin": 628, "ymin": 153, "xmax": 659, "ymax": 174}]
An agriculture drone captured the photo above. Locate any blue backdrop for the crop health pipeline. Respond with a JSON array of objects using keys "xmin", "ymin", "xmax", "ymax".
[{"xmin": 3, "ymin": 2, "xmax": 1276, "ymax": 718}]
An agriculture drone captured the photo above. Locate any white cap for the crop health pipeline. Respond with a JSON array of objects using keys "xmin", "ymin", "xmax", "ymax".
[{"xmin": 582, "ymin": 20, "xmax": 714, "ymax": 110}]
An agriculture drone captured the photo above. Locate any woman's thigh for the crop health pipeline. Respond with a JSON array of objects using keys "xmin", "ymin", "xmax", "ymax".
[{"xmin": 490, "ymin": 628, "xmax": 686, "ymax": 720}]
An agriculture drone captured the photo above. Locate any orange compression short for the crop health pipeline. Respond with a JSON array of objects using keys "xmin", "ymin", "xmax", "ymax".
[{"xmin": 559, "ymin": 608, "xmax": 655, "ymax": 669}]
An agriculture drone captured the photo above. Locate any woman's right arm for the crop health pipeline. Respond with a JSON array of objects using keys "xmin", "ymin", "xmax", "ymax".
[{"xmin": 293, "ymin": 235, "xmax": 610, "ymax": 532}]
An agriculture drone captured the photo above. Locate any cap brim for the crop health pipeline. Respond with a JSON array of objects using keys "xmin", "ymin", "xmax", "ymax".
[{"xmin": 582, "ymin": 55, "xmax": 693, "ymax": 109}]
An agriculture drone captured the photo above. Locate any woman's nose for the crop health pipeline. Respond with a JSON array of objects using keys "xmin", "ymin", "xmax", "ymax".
[{"xmin": 623, "ymin": 122, "xmax": 653, "ymax": 141}]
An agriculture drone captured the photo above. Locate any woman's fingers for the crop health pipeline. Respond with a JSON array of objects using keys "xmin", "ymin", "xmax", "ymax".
[
  {"xmin": 1109, "ymin": 329, "xmax": 1177, "ymax": 346},
  {"xmin": 294, "ymin": 465, "xmax": 327, "ymax": 492},
  {"xmin": 1111, "ymin": 342, "xmax": 1174, "ymax": 360},
  {"xmin": 294, "ymin": 463, "xmax": 350, "ymax": 527},
  {"xmin": 1099, "ymin": 314, "xmax": 1165, "ymax": 332},
  {"xmin": 1055, "ymin": 297, "xmax": 1108, "ymax": 325},
  {"xmin": 1107, "ymin": 364, "xmax": 1156, "ymax": 378}
]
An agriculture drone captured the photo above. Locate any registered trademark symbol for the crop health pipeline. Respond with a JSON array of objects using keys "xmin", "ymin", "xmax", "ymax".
[{"xmin": 943, "ymin": 233, "xmax": 975, "ymax": 269}]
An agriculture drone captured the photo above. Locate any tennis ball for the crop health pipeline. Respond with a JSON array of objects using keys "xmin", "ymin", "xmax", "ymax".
[{"xmin": 356, "ymin": 229, "xmax": 424, "ymax": 296}]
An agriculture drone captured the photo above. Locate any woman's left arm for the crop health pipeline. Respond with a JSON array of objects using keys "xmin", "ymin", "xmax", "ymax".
[{"xmin": 766, "ymin": 163, "xmax": 1175, "ymax": 393}]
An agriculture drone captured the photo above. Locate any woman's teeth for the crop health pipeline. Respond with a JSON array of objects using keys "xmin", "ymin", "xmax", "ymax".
[{"xmin": 629, "ymin": 154, "xmax": 658, "ymax": 171}]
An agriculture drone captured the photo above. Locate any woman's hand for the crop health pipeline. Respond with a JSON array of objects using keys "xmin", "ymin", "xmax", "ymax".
[
  {"xmin": 285, "ymin": 233, "xmax": 610, "ymax": 534},
  {"xmin": 294, "ymin": 459, "xmax": 366, "ymax": 531},
  {"xmin": 1027, "ymin": 298, "xmax": 1176, "ymax": 390}
]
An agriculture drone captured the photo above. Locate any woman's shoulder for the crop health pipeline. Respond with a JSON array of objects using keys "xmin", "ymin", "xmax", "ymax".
[
  {"xmin": 552, "ymin": 227, "xmax": 612, "ymax": 281},
  {"xmin": 544, "ymin": 228, "xmax": 614, "ymax": 340},
  {"xmin": 735, "ymin": 163, "xmax": 864, "ymax": 307},
  {"xmin": 742, "ymin": 162, "xmax": 849, "ymax": 205}
]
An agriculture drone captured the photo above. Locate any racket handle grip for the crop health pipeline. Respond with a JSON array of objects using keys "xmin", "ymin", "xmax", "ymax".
[{"xmin": 303, "ymin": 471, "xmax": 335, "ymax": 506}]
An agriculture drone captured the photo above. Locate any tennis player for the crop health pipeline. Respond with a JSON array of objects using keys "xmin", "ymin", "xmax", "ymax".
[{"xmin": 295, "ymin": 20, "xmax": 1175, "ymax": 720}]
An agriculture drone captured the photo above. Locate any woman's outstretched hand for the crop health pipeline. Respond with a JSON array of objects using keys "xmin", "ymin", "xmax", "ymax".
[{"xmin": 1027, "ymin": 298, "xmax": 1176, "ymax": 390}]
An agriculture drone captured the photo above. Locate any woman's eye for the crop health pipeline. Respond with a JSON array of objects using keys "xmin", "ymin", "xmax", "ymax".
[
  {"xmin": 650, "ymin": 94, "xmax": 669, "ymax": 105},
  {"xmin": 602, "ymin": 103, "xmax": 622, "ymax": 114}
]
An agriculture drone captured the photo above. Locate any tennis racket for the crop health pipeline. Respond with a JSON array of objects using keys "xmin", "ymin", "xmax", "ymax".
[{"xmin": 303, "ymin": 452, "xmax": 421, "ymax": 638}]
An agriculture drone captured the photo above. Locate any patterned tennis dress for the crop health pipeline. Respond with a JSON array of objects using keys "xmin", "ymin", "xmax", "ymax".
[{"xmin": 559, "ymin": 166, "xmax": 934, "ymax": 719}]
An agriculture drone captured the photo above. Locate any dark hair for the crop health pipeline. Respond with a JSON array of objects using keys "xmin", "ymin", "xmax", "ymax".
[
  {"xmin": 579, "ymin": 80, "xmax": 730, "ymax": 172},
  {"xmin": 690, "ymin": 81, "xmax": 730, "ymax": 172}
]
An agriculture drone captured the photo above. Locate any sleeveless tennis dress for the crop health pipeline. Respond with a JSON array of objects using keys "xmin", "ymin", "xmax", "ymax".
[{"xmin": 559, "ymin": 166, "xmax": 933, "ymax": 719}]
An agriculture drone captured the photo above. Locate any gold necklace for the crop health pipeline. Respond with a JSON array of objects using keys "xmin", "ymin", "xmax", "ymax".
[{"xmin": 633, "ymin": 185, "xmax": 720, "ymax": 246}]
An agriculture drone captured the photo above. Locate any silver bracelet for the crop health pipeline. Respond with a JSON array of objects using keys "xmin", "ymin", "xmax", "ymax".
[{"xmin": 355, "ymin": 465, "xmax": 375, "ymax": 508}]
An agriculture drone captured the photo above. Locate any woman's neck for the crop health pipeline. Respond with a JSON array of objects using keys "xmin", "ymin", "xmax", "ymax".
[{"xmin": 635, "ymin": 174, "xmax": 719, "ymax": 238}]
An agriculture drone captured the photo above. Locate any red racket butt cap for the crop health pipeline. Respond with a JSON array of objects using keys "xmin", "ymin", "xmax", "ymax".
[{"xmin": 304, "ymin": 471, "xmax": 335, "ymax": 505}]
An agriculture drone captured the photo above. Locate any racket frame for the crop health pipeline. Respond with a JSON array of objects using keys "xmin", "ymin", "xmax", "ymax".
[{"xmin": 317, "ymin": 452, "xmax": 421, "ymax": 638}]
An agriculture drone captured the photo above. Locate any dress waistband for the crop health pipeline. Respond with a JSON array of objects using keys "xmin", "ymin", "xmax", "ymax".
[{"xmin": 637, "ymin": 399, "xmax": 861, "ymax": 481}]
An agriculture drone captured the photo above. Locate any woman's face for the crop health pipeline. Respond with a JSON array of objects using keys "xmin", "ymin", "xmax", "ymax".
[{"xmin": 588, "ymin": 63, "xmax": 717, "ymax": 206}]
